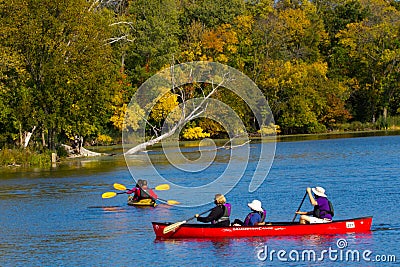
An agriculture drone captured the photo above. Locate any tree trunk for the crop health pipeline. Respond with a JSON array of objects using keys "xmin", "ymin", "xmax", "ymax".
[
  {"xmin": 23, "ymin": 126, "xmax": 37, "ymax": 148},
  {"xmin": 61, "ymin": 144, "xmax": 104, "ymax": 157},
  {"xmin": 124, "ymin": 123, "xmax": 180, "ymax": 155},
  {"xmin": 48, "ymin": 128, "xmax": 55, "ymax": 150},
  {"xmin": 41, "ymin": 130, "xmax": 46, "ymax": 148}
]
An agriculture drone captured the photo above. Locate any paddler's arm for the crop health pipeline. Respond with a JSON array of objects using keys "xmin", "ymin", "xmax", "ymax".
[
  {"xmin": 295, "ymin": 211, "xmax": 313, "ymax": 215},
  {"xmin": 148, "ymin": 189, "xmax": 158, "ymax": 199},
  {"xmin": 306, "ymin": 187, "xmax": 318, "ymax": 206},
  {"xmin": 195, "ymin": 207, "xmax": 221, "ymax": 223},
  {"xmin": 126, "ymin": 187, "xmax": 137, "ymax": 194}
]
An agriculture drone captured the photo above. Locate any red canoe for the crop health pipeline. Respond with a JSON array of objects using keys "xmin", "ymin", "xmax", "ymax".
[{"xmin": 152, "ymin": 216, "xmax": 372, "ymax": 239}]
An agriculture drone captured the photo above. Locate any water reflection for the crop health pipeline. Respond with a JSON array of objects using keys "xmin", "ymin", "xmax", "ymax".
[{"xmin": 1, "ymin": 134, "xmax": 399, "ymax": 266}]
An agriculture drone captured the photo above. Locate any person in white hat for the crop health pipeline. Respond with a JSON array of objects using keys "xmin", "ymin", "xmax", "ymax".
[
  {"xmin": 295, "ymin": 186, "xmax": 334, "ymax": 224},
  {"xmin": 232, "ymin": 200, "xmax": 266, "ymax": 226}
]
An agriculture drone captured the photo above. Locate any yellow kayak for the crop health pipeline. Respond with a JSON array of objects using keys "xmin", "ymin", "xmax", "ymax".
[{"xmin": 127, "ymin": 197, "xmax": 156, "ymax": 207}]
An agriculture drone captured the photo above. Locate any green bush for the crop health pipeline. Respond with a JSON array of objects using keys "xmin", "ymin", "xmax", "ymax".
[
  {"xmin": 56, "ymin": 145, "xmax": 68, "ymax": 158},
  {"xmin": 308, "ymin": 123, "xmax": 327, "ymax": 134},
  {"xmin": 0, "ymin": 148, "xmax": 51, "ymax": 168}
]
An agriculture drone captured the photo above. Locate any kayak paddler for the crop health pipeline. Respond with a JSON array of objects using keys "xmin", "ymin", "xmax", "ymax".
[{"xmin": 127, "ymin": 179, "xmax": 158, "ymax": 203}]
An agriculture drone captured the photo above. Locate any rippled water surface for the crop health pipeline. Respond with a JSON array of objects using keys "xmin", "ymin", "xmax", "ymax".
[{"xmin": 1, "ymin": 135, "xmax": 399, "ymax": 266}]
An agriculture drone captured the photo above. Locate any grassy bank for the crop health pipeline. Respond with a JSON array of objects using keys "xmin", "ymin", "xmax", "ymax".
[{"xmin": 0, "ymin": 148, "xmax": 52, "ymax": 168}]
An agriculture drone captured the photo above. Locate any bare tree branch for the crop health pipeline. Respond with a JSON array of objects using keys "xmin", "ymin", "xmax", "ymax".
[
  {"xmin": 124, "ymin": 70, "xmax": 234, "ymax": 155},
  {"xmin": 106, "ymin": 35, "xmax": 135, "ymax": 44}
]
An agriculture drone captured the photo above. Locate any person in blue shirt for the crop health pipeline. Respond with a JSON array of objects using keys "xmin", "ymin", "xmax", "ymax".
[{"xmin": 232, "ymin": 200, "xmax": 266, "ymax": 226}]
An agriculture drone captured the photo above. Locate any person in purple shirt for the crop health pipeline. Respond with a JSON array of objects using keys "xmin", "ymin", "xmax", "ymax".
[{"xmin": 295, "ymin": 186, "xmax": 333, "ymax": 224}]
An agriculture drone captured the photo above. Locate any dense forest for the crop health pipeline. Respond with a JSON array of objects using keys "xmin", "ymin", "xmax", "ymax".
[{"xmin": 1, "ymin": 0, "xmax": 399, "ymax": 151}]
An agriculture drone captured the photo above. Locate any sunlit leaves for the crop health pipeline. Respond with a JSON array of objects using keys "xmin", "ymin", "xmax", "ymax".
[
  {"xmin": 259, "ymin": 60, "xmax": 350, "ymax": 133},
  {"xmin": 150, "ymin": 91, "xmax": 179, "ymax": 124},
  {"xmin": 182, "ymin": 126, "xmax": 210, "ymax": 140}
]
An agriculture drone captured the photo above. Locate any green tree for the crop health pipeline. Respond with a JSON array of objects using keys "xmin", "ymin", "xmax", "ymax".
[
  {"xmin": 124, "ymin": 0, "xmax": 181, "ymax": 87},
  {"xmin": 0, "ymin": 0, "xmax": 117, "ymax": 149},
  {"xmin": 0, "ymin": 46, "xmax": 28, "ymax": 146},
  {"xmin": 179, "ymin": 0, "xmax": 245, "ymax": 29},
  {"xmin": 259, "ymin": 60, "xmax": 350, "ymax": 134},
  {"xmin": 336, "ymin": 0, "xmax": 400, "ymax": 121}
]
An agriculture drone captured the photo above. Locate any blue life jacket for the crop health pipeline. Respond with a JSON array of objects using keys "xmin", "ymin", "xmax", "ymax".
[{"xmin": 244, "ymin": 210, "xmax": 266, "ymax": 226}]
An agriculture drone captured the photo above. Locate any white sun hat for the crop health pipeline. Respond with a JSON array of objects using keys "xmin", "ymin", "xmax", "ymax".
[
  {"xmin": 312, "ymin": 186, "xmax": 327, "ymax": 198},
  {"xmin": 248, "ymin": 200, "xmax": 263, "ymax": 212}
]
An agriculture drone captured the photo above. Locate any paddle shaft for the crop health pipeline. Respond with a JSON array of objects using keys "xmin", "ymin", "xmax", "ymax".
[
  {"xmin": 163, "ymin": 208, "xmax": 213, "ymax": 234},
  {"xmin": 114, "ymin": 183, "xmax": 169, "ymax": 192},
  {"xmin": 110, "ymin": 183, "xmax": 178, "ymax": 204},
  {"xmin": 188, "ymin": 208, "xmax": 213, "ymax": 222},
  {"xmin": 292, "ymin": 192, "xmax": 308, "ymax": 222},
  {"xmin": 156, "ymin": 197, "xmax": 179, "ymax": 205}
]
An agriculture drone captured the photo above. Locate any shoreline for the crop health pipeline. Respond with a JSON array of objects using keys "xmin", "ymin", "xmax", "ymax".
[{"xmin": 1, "ymin": 129, "xmax": 400, "ymax": 170}]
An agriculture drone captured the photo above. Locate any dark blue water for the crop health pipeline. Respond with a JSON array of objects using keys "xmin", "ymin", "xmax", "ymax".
[{"xmin": 1, "ymin": 135, "xmax": 399, "ymax": 266}]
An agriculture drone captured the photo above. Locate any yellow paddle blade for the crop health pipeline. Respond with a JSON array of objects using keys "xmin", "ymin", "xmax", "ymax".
[
  {"xmin": 167, "ymin": 200, "xmax": 180, "ymax": 205},
  {"xmin": 154, "ymin": 184, "xmax": 170, "ymax": 191},
  {"xmin": 102, "ymin": 192, "xmax": 117, "ymax": 199},
  {"xmin": 113, "ymin": 183, "xmax": 127, "ymax": 191},
  {"xmin": 163, "ymin": 220, "xmax": 186, "ymax": 234}
]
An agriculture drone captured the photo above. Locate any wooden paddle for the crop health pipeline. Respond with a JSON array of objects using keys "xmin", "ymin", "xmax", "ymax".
[
  {"xmin": 292, "ymin": 192, "xmax": 308, "ymax": 222},
  {"xmin": 163, "ymin": 208, "xmax": 213, "ymax": 234}
]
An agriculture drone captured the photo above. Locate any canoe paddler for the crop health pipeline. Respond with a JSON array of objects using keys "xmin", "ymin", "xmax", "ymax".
[
  {"xmin": 295, "ymin": 186, "xmax": 334, "ymax": 224},
  {"xmin": 195, "ymin": 194, "xmax": 231, "ymax": 226},
  {"xmin": 232, "ymin": 199, "xmax": 266, "ymax": 226}
]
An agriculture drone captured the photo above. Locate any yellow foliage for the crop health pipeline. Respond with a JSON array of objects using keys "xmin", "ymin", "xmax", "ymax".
[
  {"xmin": 64, "ymin": 126, "xmax": 74, "ymax": 140},
  {"xmin": 182, "ymin": 127, "xmax": 211, "ymax": 140},
  {"xmin": 380, "ymin": 49, "xmax": 397, "ymax": 63},
  {"xmin": 216, "ymin": 54, "xmax": 228, "ymax": 63},
  {"xmin": 110, "ymin": 103, "xmax": 127, "ymax": 131},
  {"xmin": 201, "ymin": 23, "xmax": 238, "ymax": 62},
  {"xmin": 279, "ymin": 9, "xmax": 311, "ymax": 41},
  {"xmin": 124, "ymin": 103, "xmax": 146, "ymax": 131},
  {"xmin": 258, "ymin": 123, "xmax": 281, "ymax": 135},
  {"xmin": 203, "ymin": 31, "xmax": 224, "ymax": 52},
  {"xmin": 97, "ymin": 134, "xmax": 112, "ymax": 144},
  {"xmin": 109, "ymin": 71, "xmax": 132, "ymax": 131},
  {"xmin": 235, "ymin": 15, "xmax": 254, "ymax": 32},
  {"xmin": 150, "ymin": 91, "xmax": 179, "ymax": 123}
]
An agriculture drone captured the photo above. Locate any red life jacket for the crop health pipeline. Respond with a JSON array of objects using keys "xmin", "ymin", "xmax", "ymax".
[{"xmin": 132, "ymin": 187, "xmax": 156, "ymax": 201}]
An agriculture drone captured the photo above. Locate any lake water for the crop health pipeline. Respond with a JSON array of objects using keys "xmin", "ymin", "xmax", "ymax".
[{"xmin": 1, "ymin": 135, "xmax": 399, "ymax": 266}]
